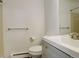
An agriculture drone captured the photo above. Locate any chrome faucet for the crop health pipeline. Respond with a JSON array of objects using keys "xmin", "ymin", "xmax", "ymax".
[{"xmin": 70, "ymin": 32, "xmax": 79, "ymax": 40}]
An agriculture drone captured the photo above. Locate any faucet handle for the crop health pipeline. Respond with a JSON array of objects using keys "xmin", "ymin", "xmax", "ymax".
[{"xmin": 70, "ymin": 32, "xmax": 79, "ymax": 40}]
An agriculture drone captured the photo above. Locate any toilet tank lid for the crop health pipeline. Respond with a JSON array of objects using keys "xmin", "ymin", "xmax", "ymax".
[{"xmin": 29, "ymin": 45, "xmax": 42, "ymax": 52}]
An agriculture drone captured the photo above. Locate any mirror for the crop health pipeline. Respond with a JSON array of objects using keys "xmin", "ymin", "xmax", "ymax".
[{"xmin": 59, "ymin": 0, "xmax": 79, "ymax": 35}]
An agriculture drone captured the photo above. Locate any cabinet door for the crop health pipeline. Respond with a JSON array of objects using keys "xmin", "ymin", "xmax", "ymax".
[{"xmin": 42, "ymin": 40, "xmax": 72, "ymax": 58}]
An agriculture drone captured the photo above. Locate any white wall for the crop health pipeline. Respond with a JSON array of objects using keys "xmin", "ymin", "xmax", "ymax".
[
  {"xmin": 3, "ymin": 0, "xmax": 45, "ymax": 57},
  {"xmin": 59, "ymin": 0, "xmax": 79, "ymax": 34},
  {"xmin": 45, "ymin": 0, "xmax": 59, "ymax": 35}
]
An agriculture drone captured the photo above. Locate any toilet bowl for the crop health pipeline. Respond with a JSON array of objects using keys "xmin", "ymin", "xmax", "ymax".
[{"xmin": 29, "ymin": 45, "xmax": 42, "ymax": 58}]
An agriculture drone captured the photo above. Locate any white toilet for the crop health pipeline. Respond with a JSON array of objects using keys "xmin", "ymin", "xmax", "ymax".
[{"xmin": 28, "ymin": 45, "xmax": 42, "ymax": 58}]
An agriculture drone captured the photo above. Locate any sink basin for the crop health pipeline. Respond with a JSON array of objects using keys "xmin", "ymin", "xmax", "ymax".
[{"xmin": 61, "ymin": 35, "xmax": 79, "ymax": 48}]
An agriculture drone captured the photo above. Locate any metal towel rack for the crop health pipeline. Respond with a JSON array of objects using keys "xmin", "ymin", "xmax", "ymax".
[
  {"xmin": 59, "ymin": 27, "xmax": 70, "ymax": 29},
  {"xmin": 8, "ymin": 27, "xmax": 29, "ymax": 31}
]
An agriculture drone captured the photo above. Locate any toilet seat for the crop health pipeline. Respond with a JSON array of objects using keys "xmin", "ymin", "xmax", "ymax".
[{"xmin": 29, "ymin": 45, "xmax": 42, "ymax": 55}]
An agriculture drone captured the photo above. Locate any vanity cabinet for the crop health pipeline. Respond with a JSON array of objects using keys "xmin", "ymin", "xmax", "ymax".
[{"xmin": 42, "ymin": 40, "xmax": 72, "ymax": 58}]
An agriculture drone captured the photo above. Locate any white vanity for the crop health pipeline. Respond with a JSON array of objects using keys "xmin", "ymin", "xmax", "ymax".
[{"xmin": 42, "ymin": 35, "xmax": 79, "ymax": 58}]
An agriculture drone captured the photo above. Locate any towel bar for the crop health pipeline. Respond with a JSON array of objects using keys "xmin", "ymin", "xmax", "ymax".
[
  {"xmin": 8, "ymin": 28, "xmax": 29, "ymax": 31},
  {"xmin": 59, "ymin": 27, "xmax": 69, "ymax": 29}
]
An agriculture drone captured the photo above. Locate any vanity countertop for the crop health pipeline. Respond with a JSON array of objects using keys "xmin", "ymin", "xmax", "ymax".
[{"xmin": 43, "ymin": 35, "xmax": 79, "ymax": 58}]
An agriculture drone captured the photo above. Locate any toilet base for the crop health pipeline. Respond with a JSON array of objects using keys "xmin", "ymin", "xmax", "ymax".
[{"xmin": 30, "ymin": 54, "xmax": 42, "ymax": 58}]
